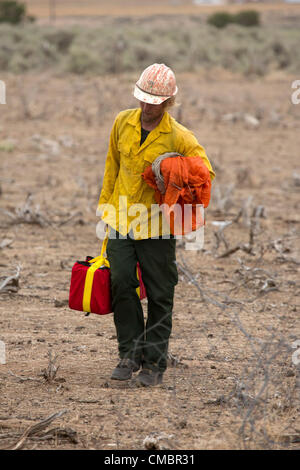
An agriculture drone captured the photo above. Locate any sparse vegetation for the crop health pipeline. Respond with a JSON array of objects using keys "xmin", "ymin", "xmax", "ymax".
[
  {"xmin": 0, "ymin": 0, "xmax": 34, "ymax": 24},
  {"xmin": 0, "ymin": 16, "xmax": 298, "ymax": 76},
  {"xmin": 233, "ymin": 10, "xmax": 260, "ymax": 27},
  {"xmin": 207, "ymin": 10, "xmax": 260, "ymax": 29},
  {"xmin": 207, "ymin": 12, "xmax": 235, "ymax": 29}
]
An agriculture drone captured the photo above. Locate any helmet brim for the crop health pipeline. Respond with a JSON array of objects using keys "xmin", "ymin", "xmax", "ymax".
[{"xmin": 133, "ymin": 85, "xmax": 178, "ymax": 105}]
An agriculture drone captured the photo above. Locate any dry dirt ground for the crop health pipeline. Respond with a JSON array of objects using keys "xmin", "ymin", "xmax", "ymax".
[{"xmin": 0, "ymin": 68, "xmax": 299, "ymax": 450}]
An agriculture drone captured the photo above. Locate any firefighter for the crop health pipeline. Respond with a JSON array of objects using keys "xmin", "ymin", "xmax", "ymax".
[{"xmin": 98, "ymin": 63, "xmax": 215, "ymax": 386}]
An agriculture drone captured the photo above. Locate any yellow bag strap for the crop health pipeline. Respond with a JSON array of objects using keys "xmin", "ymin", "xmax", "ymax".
[
  {"xmin": 87, "ymin": 226, "xmax": 110, "ymax": 268},
  {"xmin": 82, "ymin": 226, "xmax": 110, "ymax": 312},
  {"xmin": 82, "ymin": 227, "xmax": 143, "ymax": 313}
]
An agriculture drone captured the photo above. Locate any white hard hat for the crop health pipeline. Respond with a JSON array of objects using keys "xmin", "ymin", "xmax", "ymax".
[{"xmin": 134, "ymin": 63, "xmax": 178, "ymax": 105}]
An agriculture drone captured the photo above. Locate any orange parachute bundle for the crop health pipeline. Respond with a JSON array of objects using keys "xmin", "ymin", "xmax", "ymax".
[{"xmin": 142, "ymin": 153, "xmax": 211, "ymax": 236}]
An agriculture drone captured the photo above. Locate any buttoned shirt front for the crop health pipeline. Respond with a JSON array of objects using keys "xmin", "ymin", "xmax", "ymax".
[{"xmin": 98, "ymin": 108, "xmax": 215, "ymax": 239}]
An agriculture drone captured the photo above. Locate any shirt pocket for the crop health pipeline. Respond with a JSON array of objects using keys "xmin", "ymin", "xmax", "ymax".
[{"xmin": 118, "ymin": 139, "xmax": 133, "ymax": 172}]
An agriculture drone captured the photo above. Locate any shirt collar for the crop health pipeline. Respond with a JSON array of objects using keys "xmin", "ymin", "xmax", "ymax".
[{"xmin": 128, "ymin": 108, "xmax": 172, "ymax": 133}]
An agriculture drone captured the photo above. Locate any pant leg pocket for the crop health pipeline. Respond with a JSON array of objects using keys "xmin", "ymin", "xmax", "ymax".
[{"xmin": 165, "ymin": 240, "xmax": 178, "ymax": 287}]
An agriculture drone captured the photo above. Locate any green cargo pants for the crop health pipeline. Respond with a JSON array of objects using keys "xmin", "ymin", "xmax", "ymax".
[{"xmin": 106, "ymin": 228, "xmax": 178, "ymax": 373}]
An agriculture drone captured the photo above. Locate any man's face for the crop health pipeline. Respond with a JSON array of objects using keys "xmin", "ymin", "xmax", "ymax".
[{"xmin": 140, "ymin": 100, "xmax": 165, "ymax": 124}]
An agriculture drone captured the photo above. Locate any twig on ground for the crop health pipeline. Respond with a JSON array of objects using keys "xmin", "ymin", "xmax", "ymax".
[
  {"xmin": 0, "ymin": 238, "xmax": 14, "ymax": 250},
  {"xmin": 167, "ymin": 352, "xmax": 188, "ymax": 368},
  {"xmin": 7, "ymin": 370, "xmax": 42, "ymax": 383},
  {"xmin": 269, "ymin": 236, "xmax": 300, "ymax": 265},
  {"xmin": 57, "ymin": 211, "xmax": 83, "ymax": 227},
  {"xmin": 212, "ymin": 220, "xmax": 232, "ymax": 252},
  {"xmin": 212, "ymin": 183, "xmax": 235, "ymax": 215},
  {"xmin": 217, "ymin": 207, "xmax": 264, "ymax": 259},
  {"xmin": 40, "ymin": 351, "xmax": 59, "ymax": 383},
  {"xmin": 8, "ymin": 409, "xmax": 69, "ymax": 450},
  {"xmin": 29, "ymin": 427, "xmax": 78, "ymax": 444},
  {"xmin": 0, "ymin": 266, "xmax": 21, "ymax": 293},
  {"xmin": 231, "ymin": 257, "xmax": 279, "ymax": 294},
  {"xmin": 2, "ymin": 194, "xmax": 50, "ymax": 227},
  {"xmin": 143, "ymin": 432, "xmax": 175, "ymax": 450}
]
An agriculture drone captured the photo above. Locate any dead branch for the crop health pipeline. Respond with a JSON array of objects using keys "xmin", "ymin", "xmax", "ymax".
[
  {"xmin": 212, "ymin": 220, "xmax": 232, "ymax": 252},
  {"xmin": 40, "ymin": 351, "xmax": 59, "ymax": 383},
  {"xmin": 2, "ymin": 194, "xmax": 50, "ymax": 227},
  {"xmin": 0, "ymin": 432, "xmax": 19, "ymax": 440},
  {"xmin": 143, "ymin": 432, "xmax": 175, "ymax": 450},
  {"xmin": 240, "ymin": 196, "xmax": 254, "ymax": 227},
  {"xmin": 0, "ymin": 266, "xmax": 21, "ymax": 293},
  {"xmin": 217, "ymin": 240, "xmax": 256, "ymax": 259},
  {"xmin": 212, "ymin": 198, "xmax": 265, "ymax": 256},
  {"xmin": 29, "ymin": 427, "xmax": 78, "ymax": 444},
  {"xmin": 7, "ymin": 370, "xmax": 42, "ymax": 383},
  {"xmin": 217, "ymin": 207, "xmax": 265, "ymax": 259},
  {"xmin": 218, "ymin": 245, "xmax": 241, "ymax": 259},
  {"xmin": 3, "ymin": 195, "xmax": 85, "ymax": 229},
  {"xmin": 8, "ymin": 409, "xmax": 68, "ymax": 450},
  {"xmin": 68, "ymin": 397, "xmax": 99, "ymax": 404},
  {"xmin": 232, "ymin": 257, "xmax": 279, "ymax": 294},
  {"xmin": 276, "ymin": 433, "xmax": 300, "ymax": 444},
  {"xmin": 232, "ymin": 381, "xmax": 259, "ymax": 407},
  {"xmin": 269, "ymin": 236, "xmax": 300, "ymax": 265},
  {"xmin": 252, "ymin": 205, "xmax": 266, "ymax": 230},
  {"xmin": 57, "ymin": 211, "xmax": 83, "ymax": 227},
  {"xmin": 212, "ymin": 183, "xmax": 235, "ymax": 215},
  {"xmin": 167, "ymin": 352, "xmax": 188, "ymax": 368},
  {"xmin": 0, "ymin": 238, "xmax": 14, "ymax": 250}
]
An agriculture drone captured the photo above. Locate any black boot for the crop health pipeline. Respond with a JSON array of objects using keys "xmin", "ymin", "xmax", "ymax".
[
  {"xmin": 111, "ymin": 358, "xmax": 140, "ymax": 381},
  {"xmin": 136, "ymin": 368, "xmax": 163, "ymax": 387}
]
